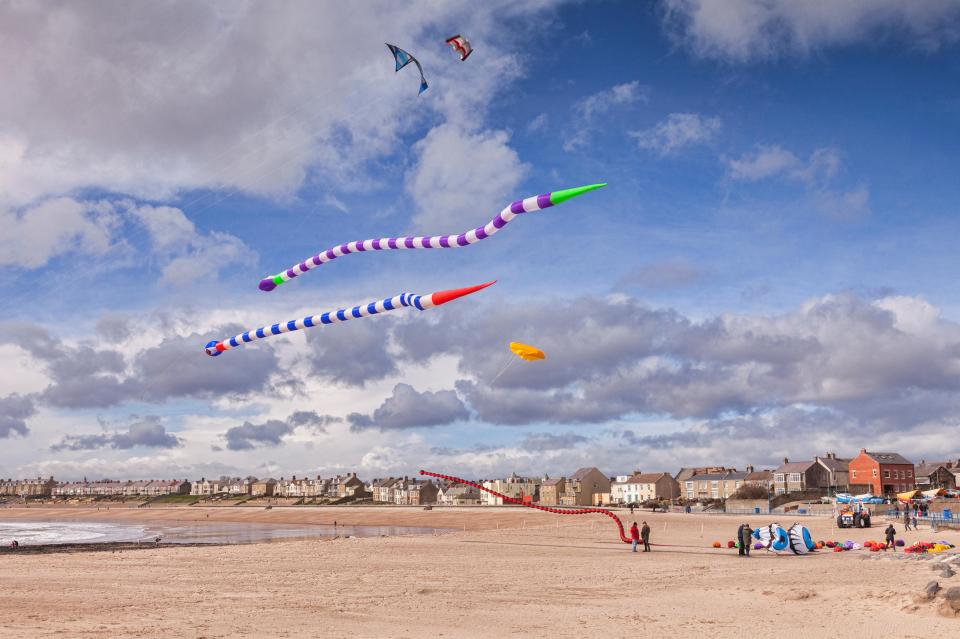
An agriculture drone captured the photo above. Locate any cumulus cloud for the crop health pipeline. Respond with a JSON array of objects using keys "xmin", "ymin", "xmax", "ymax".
[
  {"xmin": 630, "ymin": 113, "xmax": 721, "ymax": 155},
  {"xmin": 393, "ymin": 292, "xmax": 960, "ymax": 431},
  {"xmin": 130, "ymin": 204, "xmax": 254, "ymax": 285},
  {"xmin": 661, "ymin": 0, "xmax": 960, "ymax": 63},
  {"xmin": 348, "ymin": 383, "xmax": 469, "ymax": 431},
  {"xmin": 565, "ymin": 81, "xmax": 647, "ymax": 151},
  {"xmin": 0, "ymin": 394, "xmax": 35, "ymax": 438},
  {"xmin": 51, "ymin": 416, "xmax": 182, "ymax": 451},
  {"xmin": 406, "ymin": 124, "xmax": 528, "ymax": 231},
  {"xmin": 306, "ymin": 316, "xmax": 399, "ymax": 387},
  {"xmin": 0, "ymin": 322, "xmax": 280, "ymax": 409},
  {"xmin": 0, "ymin": 198, "xmax": 117, "ymax": 269},
  {"xmin": 223, "ymin": 410, "xmax": 339, "ymax": 450},
  {"xmin": 0, "ymin": 1, "xmax": 559, "ymax": 207},
  {"xmin": 726, "ymin": 145, "xmax": 870, "ymax": 218}
]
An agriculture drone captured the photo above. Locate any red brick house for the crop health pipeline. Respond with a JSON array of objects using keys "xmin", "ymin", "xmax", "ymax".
[{"xmin": 848, "ymin": 449, "xmax": 914, "ymax": 496}]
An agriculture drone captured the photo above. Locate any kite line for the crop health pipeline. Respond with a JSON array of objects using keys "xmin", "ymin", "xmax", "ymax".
[
  {"xmin": 419, "ymin": 469, "xmax": 630, "ymax": 544},
  {"xmin": 258, "ymin": 183, "xmax": 607, "ymax": 291}
]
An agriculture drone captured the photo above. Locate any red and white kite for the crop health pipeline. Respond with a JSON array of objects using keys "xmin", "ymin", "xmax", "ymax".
[{"xmin": 445, "ymin": 34, "xmax": 473, "ymax": 61}]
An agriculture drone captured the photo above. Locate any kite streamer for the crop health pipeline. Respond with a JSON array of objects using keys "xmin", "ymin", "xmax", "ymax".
[
  {"xmin": 259, "ymin": 183, "xmax": 607, "ymax": 292},
  {"xmin": 419, "ymin": 469, "xmax": 631, "ymax": 544},
  {"xmin": 205, "ymin": 281, "xmax": 493, "ymax": 356}
]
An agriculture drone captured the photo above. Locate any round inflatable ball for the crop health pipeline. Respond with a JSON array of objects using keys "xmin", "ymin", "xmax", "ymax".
[{"xmin": 712, "ymin": 541, "xmax": 722, "ymax": 548}]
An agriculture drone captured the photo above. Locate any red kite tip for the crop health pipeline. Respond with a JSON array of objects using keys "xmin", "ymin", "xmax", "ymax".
[{"xmin": 430, "ymin": 280, "xmax": 496, "ymax": 306}]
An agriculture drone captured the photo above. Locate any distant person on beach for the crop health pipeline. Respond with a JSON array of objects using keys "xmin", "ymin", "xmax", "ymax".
[
  {"xmin": 904, "ymin": 515, "xmax": 911, "ymax": 531},
  {"xmin": 629, "ymin": 504, "xmax": 634, "ymax": 515},
  {"xmin": 884, "ymin": 524, "xmax": 896, "ymax": 551},
  {"xmin": 641, "ymin": 521, "xmax": 651, "ymax": 552},
  {"xmin": 893, "ymin": 504, "xmax": 900, "ymax": 519},
  {"xmin": 10, "ymin": 540, "xmax": 18, "ymax": 549},
  {"xmin": 740, "ymin": 523, "xmax": 753, "ymax": 557},
  {"xmin": 630, "ymin": 522, "xmax": 640, "ymax": 552},
  {"xmin": 912, "ymin": 513, "xmax": 918, "ymax": 529}
]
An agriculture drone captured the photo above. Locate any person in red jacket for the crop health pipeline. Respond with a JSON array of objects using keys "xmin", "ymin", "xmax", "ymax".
[{"xmin": 630, "ymin": 522, "xmax": 640, "ymax": 552}]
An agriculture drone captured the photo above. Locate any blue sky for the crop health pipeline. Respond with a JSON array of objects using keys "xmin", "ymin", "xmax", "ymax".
[{"xmin": 2, "ymin": 0, "xmax": 960, "ymax": 481}]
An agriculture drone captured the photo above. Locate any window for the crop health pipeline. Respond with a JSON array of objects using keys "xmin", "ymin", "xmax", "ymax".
[
  {"xmin": 851, "ymin": 470, "xmax": 857, "ymax": 479},
  {"xmin": 775, "ymin": 488, "xmax": 785, "ymax": 495},
  {"xmin": 884, "ymin": 470, "xmax": 890, "ymax": 478},
  {"xmin": 872, "ymin": 469, "xmax": 878, "ymax": 478},
  {"xmin": 790, "ymin": 473, "xmax": 801, "ymax": 482},
  {"xmin": 711, "ymin": 488, "xmax": 719, "ymax": 498},
  {"xmin": 775, "ymin": 474, "xmax": 785, "ymax": 483},
  {"xmin": 907, "ymin": 470, "xmax": 912, "ymax": 478},
  {"xmin": 686, "ymin": 481, "xmax": 694, "ymax": 489}
]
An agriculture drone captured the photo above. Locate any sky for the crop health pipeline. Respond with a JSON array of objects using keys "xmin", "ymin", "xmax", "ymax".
[{"xmin": 2, "ymin": 0, "xmax": 960, "ymax": 481}]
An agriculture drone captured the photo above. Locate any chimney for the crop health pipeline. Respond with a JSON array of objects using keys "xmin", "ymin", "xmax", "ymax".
[
  {"xmin": 746, "ymin": 465, "xmax": 754, "ymax": 473},
  {"xmin": 783, "ymin": 458, "xmax": 789, "ymax": 465},
  {"xmin": 859, "ymin": 448, "xmax": 867, "ymax": 454},
  {"xmin": 827, "ymin": 452, "xmax": 836, "ymax": 460}
]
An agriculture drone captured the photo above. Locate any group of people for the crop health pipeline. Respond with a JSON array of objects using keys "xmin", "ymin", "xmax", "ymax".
[
  {"xmin": 736, "ymin": 523, "xmax": 754, "ymax": 556},
  {"xmin": 893, "ymin": 504, "xmax": 921, "ymax": 530},
  {"xmin": 629, "ymin": 521, "xmax": 650, "ymax": 552}
]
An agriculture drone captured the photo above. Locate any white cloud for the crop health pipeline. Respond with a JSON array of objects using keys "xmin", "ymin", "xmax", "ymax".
[
  {"xmin": 726, "ymin": 144, "xmax": 870, "ymax": 218},
  {"xmin": 0, "ymin": 1, "xmax": 559, "ymax": 207},
  {"xmin": 406, "ymin": 124, "xmax": 528, "ymax": 231},
  {"xmin": 0, "ymin": 198, "xmax": 117, "ymax": 269},
  {"xmin": 130, "ymin": 204, "xmax": 255, "ymax": 286},
  {"xmin": 726, "ymin": 144, "xmax": 802, "ymax": 181},
  {"xmin": 630, "ymin": 112, "xmax": 721, "ymax": 155},
  {"xmin": 564, "ymin": 81, "xmax": 647, "ymax": 151},
  {"xmin": 662, "ymin": 0, "xmax": 960, "ymax": 63}
]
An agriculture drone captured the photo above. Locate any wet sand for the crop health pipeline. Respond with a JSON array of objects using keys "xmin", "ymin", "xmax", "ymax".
[{"xmin": 1, "ymin": 507, "xmax": 958, "ymax": 638}]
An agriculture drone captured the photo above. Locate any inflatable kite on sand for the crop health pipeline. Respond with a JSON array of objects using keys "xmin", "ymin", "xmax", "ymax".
[
  {"xmin": 752, "ymin": 523, "xmax": 816, "ymax": 554},
  {"xmin": 420, "ymin": 470, "xmax": 632, "ymax": 544},
  {"xmin": 753, "ymin": 523, "xmax": 789, "ymax": 552},
  {"xmin": 258, "ymin": 183, "xmax": 607, "ymax": 292},
  {"xmin": 204, "ymin": 281, "xmax": 493, "ymax": 356},
  {"xmin": 386, "ymin": 43, "xmax": 428, "ymax": 94}
]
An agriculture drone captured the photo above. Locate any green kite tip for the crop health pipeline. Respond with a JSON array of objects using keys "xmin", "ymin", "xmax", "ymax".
[{"xmin": 549, "ymin": 182, "xmax": 608, "ymax": 206}]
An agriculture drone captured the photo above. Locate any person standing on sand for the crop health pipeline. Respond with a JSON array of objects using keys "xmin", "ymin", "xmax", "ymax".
[
  {"xmin": 884, "ymin": 524, "xmax": 896, "ymax": 551},
  {"xmin": 630, "ymin": 522, "xmax": 640, "ymax": 552},
  {"xmin": 904, "ymin": 515, "xmax": 911, "ymax": 531},
  {"xmin": 737, "ymin": 524, "xmax": 746, "ymax": 556},
  {"xmin": 741, "ymin": 523, "xmax": 753, "ymax": 557},
  {"xmin": 641, "ymin": 521, "xmax": 651, "ymax": 552}
]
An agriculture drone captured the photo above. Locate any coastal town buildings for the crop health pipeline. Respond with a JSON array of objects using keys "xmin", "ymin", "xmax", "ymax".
[
  {"xmin": 772, "ymin": 459, "xmax": 828, "ymax": 495},
  {"xmin": 915, "ymin": 461, "xmax": 958, "ymax": 490},
  {"xmin": 560, "ymin": 468, "xmax": 610, "ymax": 506},
  {"xmin": 538, "ymin": 477, "xmax": 566, "ymax": 505},
  {"xmin": 619, "ymin": 472, "xmax": 679, "ymax": 503},
  {"xmin": 0, "ymin": 477, "xmax": 56, "ymax": 497},
  {"xmin": 848, "ymin": 449, "xmax": 915, "ymax": 496},
  {"xmin": 481, "ymin": 473, "xmax": 540, "ymax": 506}
]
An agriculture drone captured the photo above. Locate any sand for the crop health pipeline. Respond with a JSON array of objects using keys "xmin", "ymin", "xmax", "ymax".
[{"xmin": 1, "ymin": 506, "xmax": 958, "ymax": 638}]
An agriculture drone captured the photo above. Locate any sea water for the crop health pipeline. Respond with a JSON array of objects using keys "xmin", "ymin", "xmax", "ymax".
[{"xmin": 0, "ymin": 520, "xmax": 443, "ymax": 546}]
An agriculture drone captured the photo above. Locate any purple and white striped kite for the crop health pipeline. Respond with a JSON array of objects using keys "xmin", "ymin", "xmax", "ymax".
[
  {"xmin": 205, "ymin": 281, "xmax": 494, "ymax": 356},
  {"xmin": 259, "ymin": 183, "xmax": 606, "ymax": 292}
]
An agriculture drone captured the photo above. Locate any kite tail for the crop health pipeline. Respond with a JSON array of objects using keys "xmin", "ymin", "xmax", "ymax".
[
  {"xmin": 258, "ymin": 183, "xmax": 607, "ymax": 291},
  {"xmin": 419, "ymin": 469, "xmax": 631, "ymax": 544}
]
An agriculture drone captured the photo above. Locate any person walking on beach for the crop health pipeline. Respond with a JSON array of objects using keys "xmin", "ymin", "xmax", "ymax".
[
  {"xmin": 893, "ymin": 504, "xmax": 900, "ymax": 520},
  {"xmin": 884, "ymin": 524, "xmax": 896, "ymax": 551},
  {"xmin": 904, "ymin": 515, "xmax": 911, "ymax": 531},
  {"xmin": 641, "ymin": 521, "xmax": 651, "ymax": 552},
  {"xmin": 630, "ymin": 522, "xmax": 640, "ymax": 552},
  {"xmin": 741, "ymin": 523, "xmax": 753, "ymax": 557}
]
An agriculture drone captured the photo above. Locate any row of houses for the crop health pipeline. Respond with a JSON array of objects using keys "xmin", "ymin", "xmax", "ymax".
[
  {"xmin": 53, "ymin": 479, "xmax": 190, "ymax": 497},
  {"xmin": 765, "ymin": 451, "xmax": 960, "ymax": 497},
  {"xmin": 190, "ymin": 473, "xmax": 367, "ymax": 499},
  {"xmin": 5, "ymin": 450, "xmax": 959, "ymax": 503}
]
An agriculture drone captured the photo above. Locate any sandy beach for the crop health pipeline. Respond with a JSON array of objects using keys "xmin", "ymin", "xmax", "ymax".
[{"xmin": 1, "ymin": 506, "xmax": 958, "ymax": 638}]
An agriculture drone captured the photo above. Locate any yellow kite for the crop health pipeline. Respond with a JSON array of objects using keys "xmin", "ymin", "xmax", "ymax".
[{"xmin": 509, "ymin": 342, "xmax": 546, "ymax": 361}]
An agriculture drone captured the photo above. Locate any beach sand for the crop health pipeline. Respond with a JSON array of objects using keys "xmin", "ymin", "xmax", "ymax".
[{"xmin": 0, "ymin": 506, "xmax": 958, "ymax": 638}]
